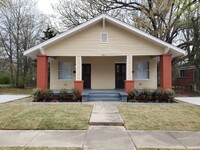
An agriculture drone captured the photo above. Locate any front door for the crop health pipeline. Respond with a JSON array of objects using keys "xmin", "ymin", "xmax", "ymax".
[
  {"xmin": 115, "ymin": 63, "xmax": 126, "ymax": 89},
  {"xmin": 82, "ymin": 64, "xmax": 91, "ymax": 89}
]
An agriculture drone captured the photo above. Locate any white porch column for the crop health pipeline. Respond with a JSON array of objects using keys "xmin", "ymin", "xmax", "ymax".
[
  {"xmin": 126, "ymin": 54, "xmax": 132, "ymax": 80},
  {"xmin": 76, "ymin": 56, "xmax": 82, "ymax": 80}
]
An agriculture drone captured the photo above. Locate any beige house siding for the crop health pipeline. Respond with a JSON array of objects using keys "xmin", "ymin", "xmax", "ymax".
[
  {"xmin": 50, "ymin": 57, "xmax": 75, "ymax": 89},
  {"xmin": 50, "ymin": 56, "xmax": 157, "ymax": 90},
  {"xmin": 44, "ymin": 22, "xmax": 164, "ymax": 56},
  {"xmin": 133, "ymin": 56, "xmax": 157, "ymax": 89}
]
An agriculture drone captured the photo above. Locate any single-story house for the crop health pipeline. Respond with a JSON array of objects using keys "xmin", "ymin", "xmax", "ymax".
[
  {"xmin": 177, "ymin": 65, "xmax": 197, "ymax": 90},
  {"xmin": 24, "ymin": 14, "xmax": 186, "ymax": 94}
]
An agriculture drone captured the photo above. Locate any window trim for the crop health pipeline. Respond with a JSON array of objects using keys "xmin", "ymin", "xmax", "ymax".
[
  {"xmin": 58, "ymin": 61, "xmax": 73, "ymax": 80},
  {"xmin": 134, "ymin": 61, "xmax": 150, "ymax": 80},
  {"xmin": 100, "ymin": 32, "xmax": 108, "ymax": 43}
]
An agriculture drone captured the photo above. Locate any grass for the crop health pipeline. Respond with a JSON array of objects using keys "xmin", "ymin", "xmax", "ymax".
[
  {"xmin": 0, "ymin": 84, "xmax": 10, "ymax": 88},
  {"xmin": 118, "ymin": 103, "xmax": 200, "ymax": 131},
  {"xmin": 0, "ymin": 103, "xmax": 92, "ymax": 130},
  {"xmin": 0, "ymin": 88, "xmax": 32, "ymax": 95},
  {"xmin": 0, "ymin": 148, "xmax": 82, "ymax": 150}
]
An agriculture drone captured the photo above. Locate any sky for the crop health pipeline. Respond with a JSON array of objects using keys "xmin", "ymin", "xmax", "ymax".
[{"xmin": 37, "ymin": 0, "xmax": 58, "ymax": 14}]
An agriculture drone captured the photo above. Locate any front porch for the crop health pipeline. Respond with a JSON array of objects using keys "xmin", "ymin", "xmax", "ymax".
[{"xmin": 36, "ymin": 54, "xmax": 172, "ymax": 94}]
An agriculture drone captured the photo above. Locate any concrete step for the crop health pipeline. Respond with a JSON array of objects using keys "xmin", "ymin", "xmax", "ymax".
[
  {"xmin": 82, "ymin": 91, "xmax": 128, "ymax": 102},
  {"xmin": 88, "ymin": 92, "xmax": 121, "ymax": 101},
  {"xmin": 88, "ymin": 98, "xmax": 121, "ymax": 101}
]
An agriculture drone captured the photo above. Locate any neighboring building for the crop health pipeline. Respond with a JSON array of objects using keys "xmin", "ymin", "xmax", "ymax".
[
  {"xmin": 23, "ymin": 14, "xmax": 185, "ymax": 93},
  {"xmin": 177, "ymin": 65, "xmax": 197, "ymax": 90}
]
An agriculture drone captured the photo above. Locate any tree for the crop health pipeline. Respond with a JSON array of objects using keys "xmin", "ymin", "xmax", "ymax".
[
  {"xmin": 0, "ymin": 0, "xmax": 47, "ymax": 87},
  {"xmin": 53, "ymin": 0, "xmax": 135, "ymax": 29},
  {"xmin": 54, "ymin": 0, "xmax": 198, "ymax": 44},
  {"xmin": 40, "ymin": 25, "xmax": 58, "ymax": 88},
  {"xmin": 41, "ymin": 25, "xmax": 58, "ymax": 42},
  {"xmin": 0, "ymin": 0, "xmax": 6, "ymax": 7}
]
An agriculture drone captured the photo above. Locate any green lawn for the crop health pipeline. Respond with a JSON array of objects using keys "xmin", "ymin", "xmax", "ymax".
[
  {"xmin": 0, "ymin": 103, "xmax": 92, "ymax": 130},
  {"xmin": 0, "ymin": 148, "xmax": 82, "ymax": 150},
  {"xmin": 0, "ymin": 84, "xmax": 10, "ymax": 88},
  {"xmin": 0, "ymin": 88, "xmax": 32, "ymax": 95},
  {"xmin": 118, "ymin": 103, "xmax": 200, "ymax": 131}
]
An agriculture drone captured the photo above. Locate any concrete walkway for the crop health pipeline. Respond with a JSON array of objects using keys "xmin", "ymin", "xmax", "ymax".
[
  {"xmin": 89, "ymin": 102, "xmax": 124, "ymax": 126},
  {"xmin": 0, "ymin": 95, "xmax": 30, "ymax": 103},
  {"xmin": 176, "ymin": 97, "xmax": 200, "ymax": 106}
]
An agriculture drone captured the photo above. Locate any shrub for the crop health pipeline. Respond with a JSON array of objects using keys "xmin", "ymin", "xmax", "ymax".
[
  {"xmin": 165, "ymin": 89, "xmax": 175, "ymax": 101},
  {"xmin": 142, "ymin": 88, "xmax": 151, "ymax": 102},
  {"xmin": 43, "ymin": 89, "xmax": 53, "ymax": 100},
  {"xmin": 59, "ymin": 88, "xmax": 67, "ymax": 100},
  {"xmin": 32, "ymin": 88, "xmax": 41, "ymax": 101},
  {"xmin": 72, "ymin": 88, "xmax": 81, "ymax": 100},
  {"xmin": 129, "ymin": 89, "xmax": 139, "ymax": 99},
  {"xmin": 129, "ymin": 88, "xmax": 174, "ymax": 103},
  {"xmin": 0, "ymin": 72, "xmax": 10, "ymax": 84},
  {"xmin": 155, "ymin": 88, "xmax": 164, "ymax": 101}
]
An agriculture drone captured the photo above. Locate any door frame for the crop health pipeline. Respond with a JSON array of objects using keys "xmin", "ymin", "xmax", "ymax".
[{"xmin": 115, "ymin": 63, "xmax": 126, "ymax": 89}]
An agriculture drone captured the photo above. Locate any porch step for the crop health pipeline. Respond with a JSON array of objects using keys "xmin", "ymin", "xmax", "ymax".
[
  {"xmin": 88, "ymin": 92, "xmax": 120, "ymax": 101},
  {"xmin": 88, "ymin": 98, "xmax": 121, "ymax": 101}
]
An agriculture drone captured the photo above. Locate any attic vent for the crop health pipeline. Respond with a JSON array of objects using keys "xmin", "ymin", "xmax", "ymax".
[{"xmin": 100, "ymin": 33, "xmax": 108, "ymax": 43}]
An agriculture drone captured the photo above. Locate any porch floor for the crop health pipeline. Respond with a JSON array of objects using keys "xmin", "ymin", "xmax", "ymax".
[{"xmin": 82, "ymin": 89, "xmax": 128, "ymax": 102}]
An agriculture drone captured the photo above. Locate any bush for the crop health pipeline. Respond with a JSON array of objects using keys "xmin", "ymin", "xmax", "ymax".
[
  {"xmin": 142, "ymin": 88, "xmax": 151, "ymax": 102},
  {"xmin": 72, "ymin": 88, "xmax": 81, "ymax": 100},
  {"xmin": 0, "ymin": 72, "xmax": 10, "ymax": 84},
  {"xmin": 129, "ymin": 88, "xmax": 175, "ymax": 103},
  {"xmin": 155, "ymin": 88, "xmax": 164, "ymax": 101},
  {"xmin": 43, "ymin": 89, "xmax": 53, "ymax": 100},
  {"xmin": 59, "ymin": 88, "xmax": 67, "ymax": 100},
  {"xmin": 129, "ymin": 89, "xmax": 139, "ymax": 99},
  {"xmin": 32, "ymin": 88, "xmax": 41, "ymax": 101},
  {"xmin": 165, "ymin": 89, "xmax": 175, "ymax": 101}
]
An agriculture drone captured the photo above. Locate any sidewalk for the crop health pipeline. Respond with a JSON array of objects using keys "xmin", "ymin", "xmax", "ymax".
[
  {"xmin": 0, "ymin": 95, "xmax": 30, "ymax": 103},
  {"xmin": 0, "ymin": 102, "xmax": 200, "ymax": 149},
  {"xmin": 176, "ymin": 97, "xmax": 200, "ymax": 106},
  {"xmin": 1, "ymin": 130, "xmax": 200, "ymax": 149}
]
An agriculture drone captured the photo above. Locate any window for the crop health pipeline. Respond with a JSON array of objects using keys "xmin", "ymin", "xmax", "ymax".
[
  {"xmin": 58, "ymin": 61, "xmax": 72, "ymax": 80},
  {"xmin": 100, "ymin": 33, "xmax": 108, "ymax": 43},
  {"xmin": 134, "ymin": 61, "xmax": 149, "ymax": 80},
  {"xmin": 179, "ymin": 69, "xmax": 187, "ymax": 78}
]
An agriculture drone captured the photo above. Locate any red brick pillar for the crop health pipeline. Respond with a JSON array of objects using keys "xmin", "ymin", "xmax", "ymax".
[
  {"xmin": 125, "ymin": 80, "xmax": 134, "ymax": 93},
  {"xmin": 160, "ymin": 54, "xmax": 172, "ymax": 89},
  {"xmin": 37, "ymin": 55, "xmax": 48, "ymax": 90},
  {"xmin": 74, "ymin": 81, "xmax": 84, "ymax": 93}
]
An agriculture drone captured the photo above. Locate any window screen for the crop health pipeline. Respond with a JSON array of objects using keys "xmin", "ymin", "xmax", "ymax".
[
  {"xmin": 58, "ymin": 61, "xmax": 72, "ymax": 80},
  {"xmin": 134, "ymin": 61, "xmax": 150, "ymax": 80}
]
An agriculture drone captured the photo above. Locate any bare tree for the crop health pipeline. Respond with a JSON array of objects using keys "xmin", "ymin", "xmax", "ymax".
[
  {"xmin": 0, "ymin": 0, "xmax": 47, "ymax": 87},
  {"xmin": 53, "ymin": 0, "xmax": 135, "ymax": 29}
]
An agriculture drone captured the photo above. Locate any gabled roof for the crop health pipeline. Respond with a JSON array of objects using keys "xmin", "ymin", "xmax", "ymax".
[{"xmin": 24, "ymin": 14, "xmax": 186, "ymax": 58}]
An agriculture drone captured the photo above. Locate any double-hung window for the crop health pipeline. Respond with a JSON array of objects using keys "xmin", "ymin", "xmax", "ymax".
[
  {"xmin": 134, "ymin": 61, "xmax": 150, "ymax": 80},
  {"xmin": 179, "ymin": 69, "xmax": 187, "ymax": 78},
  {"xmin": 58, "ymin": 61, "xmax": 72, "ymax": 80}
]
